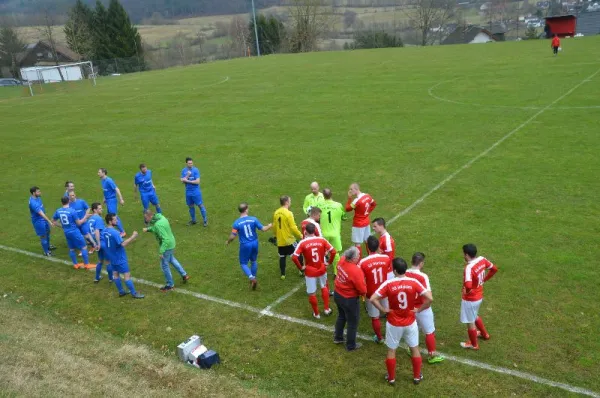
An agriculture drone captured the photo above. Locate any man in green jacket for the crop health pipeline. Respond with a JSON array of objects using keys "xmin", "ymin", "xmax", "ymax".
[
  {"xmin": 303, "ymin": 181, "xmax": 324, "ymax": 216},
  {"xmin": 143, "ymin": 210, "xmax": 190, "ymax": 291}
]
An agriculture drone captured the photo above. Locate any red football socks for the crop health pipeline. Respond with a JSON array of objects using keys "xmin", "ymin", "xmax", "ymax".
[
  {"xmin": 475, "ymin": 317, "xmax": 488, "ymax": 337},
  {"xmin": 425, "ymin": 333, "xmax": 436, "ymax": 355},
  {"xmin": 321, "ymin": 287, "xmax": 330, "ymax": 310},
  {"xmin": 468, "ymin": 328, "xmax": 479, "ymax": 348},
  {"xmin": 411, "ymin": 356, "xmax": 422, "ymax": 379},
  {"xmin": 308, "ymin": 295, "xmax": 319, "ymax": 315},
  {"xmin": 385, "ymin": 358, "xmax": 396, "ymax": 381},
  {"xmin": 371, "ymin": 318, "xmax": 382, "ymax": 340}
]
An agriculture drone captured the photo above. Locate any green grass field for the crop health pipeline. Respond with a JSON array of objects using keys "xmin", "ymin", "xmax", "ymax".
[{"xmin": 2, "ymin": 37, "xmax": 600, "ymax": 396}]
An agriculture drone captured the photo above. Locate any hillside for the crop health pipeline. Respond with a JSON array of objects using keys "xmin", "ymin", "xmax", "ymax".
[
  {"xmin": 0, "ymin": 0, "xmax": 281, "ymax": 23},
  {"xmin": 2, "ymin": 38, "xmax": 600, "ymax": 396}
]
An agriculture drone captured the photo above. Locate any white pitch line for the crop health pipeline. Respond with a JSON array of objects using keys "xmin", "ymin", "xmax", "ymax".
[
  {"xmin": 261, "ymin": 66, "xmax": 600, "ymax": 314},
  {"xmin": 258, "ymin": 281, "xmax": 304, "ymax": 318},
  {"xmin": 1, "ymin": 244, "xmax": 599, "ymax": 397},
  {"xmin": 428, "ymin": 80, "xmax": 600, "ymax": 110},
  {"xmin": 388, "ymin": 66, "xmax": 600, "ymax": 225}
]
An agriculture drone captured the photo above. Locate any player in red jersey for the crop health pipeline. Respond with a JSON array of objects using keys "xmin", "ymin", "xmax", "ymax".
[
  {"xmin": 301, "ymin": 207, "xmax": 322, "ymax": 238},
  {"xmin": 460, "ymin": 243, "xmax": 498, "ymax": 350},
  {"xmin": 292, "ymin": 223, "xmax": 336, "ymax": 319},
  {"xmin": 359, "ymin": 236, "xmax": 391, "ymax": 344},
  {"xmin": 371, "ymin": 257, "xmax": 433, "ymax": 386},
  {"xmin": 345, "ymin": 183, "xmax": 376, "ymax": 257},
  {"xmin": 405, "ymin": 252, "xmax": 444, "ymax": 364},
  {"xmin": 372, "ymin": 218, "xmax": 395, "ymax": 276}
]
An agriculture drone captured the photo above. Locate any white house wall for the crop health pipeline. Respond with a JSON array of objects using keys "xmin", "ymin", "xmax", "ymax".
[{"xmin": 470, "ymin": 32, "xmax": 493, "ymax": 43}]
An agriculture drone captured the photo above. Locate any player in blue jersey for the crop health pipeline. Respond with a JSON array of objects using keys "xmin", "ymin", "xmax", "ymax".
[
  {"xmin": 52, "ymin": 196, "xmax": 94, "ymax": 269},
  {"xmin": 68, "ymin": 191, "xmax": 95, "ymax": 250},
  {"xmin": 98, "ymin": 168, "xmax": 126, "ymax": 235},
  {"xmin": 226, "ymin": 203, "xmax": 272, "ymax": 290},
  {"xmin": 180, "ymin": 157, "xmax": 207, "ymax": 226},
  {"xmin": 88, "ymin": 202, "xmax": 113, "ymax": 283},
  {"xmin": 29, "ymin": 186, "xmax": 55, "ymax": 256},
  {"xmin": 102, "ymin": 213, "xmax": 144, "ymax": 298},
  {"xmin": 134, "ymin": 163, "xmax": 161, "ymax": 222},
  {"xmin": 63, "ymin": 181, "xmax": 75, "ymax": 198}
]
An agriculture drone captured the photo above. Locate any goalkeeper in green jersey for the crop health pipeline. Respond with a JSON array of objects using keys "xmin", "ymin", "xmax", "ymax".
[
  {"xmin": 303, "ymin": 181, "xmax": 324, "ymax": 216},
  {"xmin": 319, "ymin": 188, "xmax": 346, "ymax": 275}
]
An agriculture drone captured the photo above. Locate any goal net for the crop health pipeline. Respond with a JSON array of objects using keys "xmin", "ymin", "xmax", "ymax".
[{"xmin": 20, "ymin": 61, "xmax": 97, "ymax": 96}]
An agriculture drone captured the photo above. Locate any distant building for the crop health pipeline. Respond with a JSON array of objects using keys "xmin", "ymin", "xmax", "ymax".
[
  {"xmin": 544, "ymin": 15, "xmax": 577, "ymax": 37},
  {"xmin": 489, "ymin": 23, "xmax": 508, "ymax": 41},
  {"xmin": 1, "ymin": 40, "xmax": 81, "ymax": 79},
  {"xmin": 442, "ymin": 25, "xmax": 496, "ymax": 45},
  {"xmin": 17, "ymin": 41, "xmax": 81, "ymax": 68},
  {"xmin": 576, "ymin": 11, "xmax": 600, "ymax": 35}
]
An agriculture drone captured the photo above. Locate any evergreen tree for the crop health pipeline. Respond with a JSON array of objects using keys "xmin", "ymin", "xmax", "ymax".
[
  {"xmin": 348, "ymin": 30, "xmax": 403, "ymax": 50},
  {"xmin": 0, "ymin": 26, "xmax": 24, "ymax": 78},
  {"xmin": 91, "ymin": 0, "xmax": 112, "ymax": 61},
  {"xmin": 106, "ymin": 0, "xmax": 144, "ymax": 71},
  {"xmin": 249, "ymin": 14, "xmax": 286, "ymax": 55},
  {"xmin": 64, "ymin": 0, "xmax": 94, "ymax": 60}
]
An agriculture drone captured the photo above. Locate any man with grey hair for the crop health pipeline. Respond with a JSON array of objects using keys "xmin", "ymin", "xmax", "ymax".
[
  {"xmin": 333, "ymin": 246, "xmax": 367, "ymax": 351},
  {"xmin": 303, "ymin": 181, "xmax": 324, "ymax": 216}
]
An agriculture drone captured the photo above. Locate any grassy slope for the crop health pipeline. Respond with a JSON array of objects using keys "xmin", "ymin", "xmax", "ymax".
[
  {"xmin": 1, "ymin": 38, "xmax": 600, "ymax": 395},
  {"xmin": 0, "ymin": 297, "xmax": 261, "ymax": 397}
]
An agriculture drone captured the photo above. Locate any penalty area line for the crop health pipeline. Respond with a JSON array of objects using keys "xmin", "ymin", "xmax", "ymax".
[
  {"xmin": 258, "ymin": 281, "xmax": 303, "ymax": 318},
  {"xmin": 2, "ymin": 245, "xmax": 599, "ymax": 397},
  {"xmin": 388, "ymin": 66, "xmax": 600, "ymax": 225}
]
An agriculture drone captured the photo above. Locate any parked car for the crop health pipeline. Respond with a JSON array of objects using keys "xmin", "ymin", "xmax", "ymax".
[{"xmin": 0, "ymin": 78, "xmax": 25, "ymax": 87}]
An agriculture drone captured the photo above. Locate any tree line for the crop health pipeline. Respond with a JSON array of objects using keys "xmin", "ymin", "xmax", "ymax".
[
  {"xmin": 0, "ymin": 0, "xmax": 143, "ymax": 77},
  {"xmin": 0, "ymin": 0, "xmax": 281, "ymax": 24},
  {"xmin": 64, "ymin": 0, "xmax": 144, "ymax": 73}
]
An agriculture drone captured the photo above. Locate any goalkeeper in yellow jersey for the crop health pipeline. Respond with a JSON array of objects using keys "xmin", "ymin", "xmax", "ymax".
[
  {"xmin": 318, "ymin": 188, "xmax": 346, "ymax": 276},
  {"xmin": 272, "ymin": 195, "xmax": 303, "ymax": 280}
]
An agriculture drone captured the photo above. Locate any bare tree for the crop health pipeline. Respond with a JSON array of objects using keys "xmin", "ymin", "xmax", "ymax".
[
  {"xmin": 407, "ymin": 0, "xmax": 456, "ymax": 46},
  {"xmin": 171, "ymin": 32, "xmax": 190, "ymax": 65},
  {"xmin": 38, "ymin": 9, "xmax": 65, "ymax": 80},
  {"xmin": 288, "ymin": 0, "xmax": 336, "ymax": 53},
  {"xmin": 194, "ymin": 31, "xmax": 207, "ymax": 63},
  {"xmin": 229, "ymin": 16, "xmax": 249, "ymax": 57}
]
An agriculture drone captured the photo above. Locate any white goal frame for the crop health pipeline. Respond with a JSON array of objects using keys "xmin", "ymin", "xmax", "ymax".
[{"xmin": 20, "ymin": 61, "xmax": 97, "ymax": 96}]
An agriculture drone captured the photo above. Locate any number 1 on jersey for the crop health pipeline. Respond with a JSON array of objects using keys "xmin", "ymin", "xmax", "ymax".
[{"xmin": 477, "ymin": 271, "xmax": 485, "ymax": 286}]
